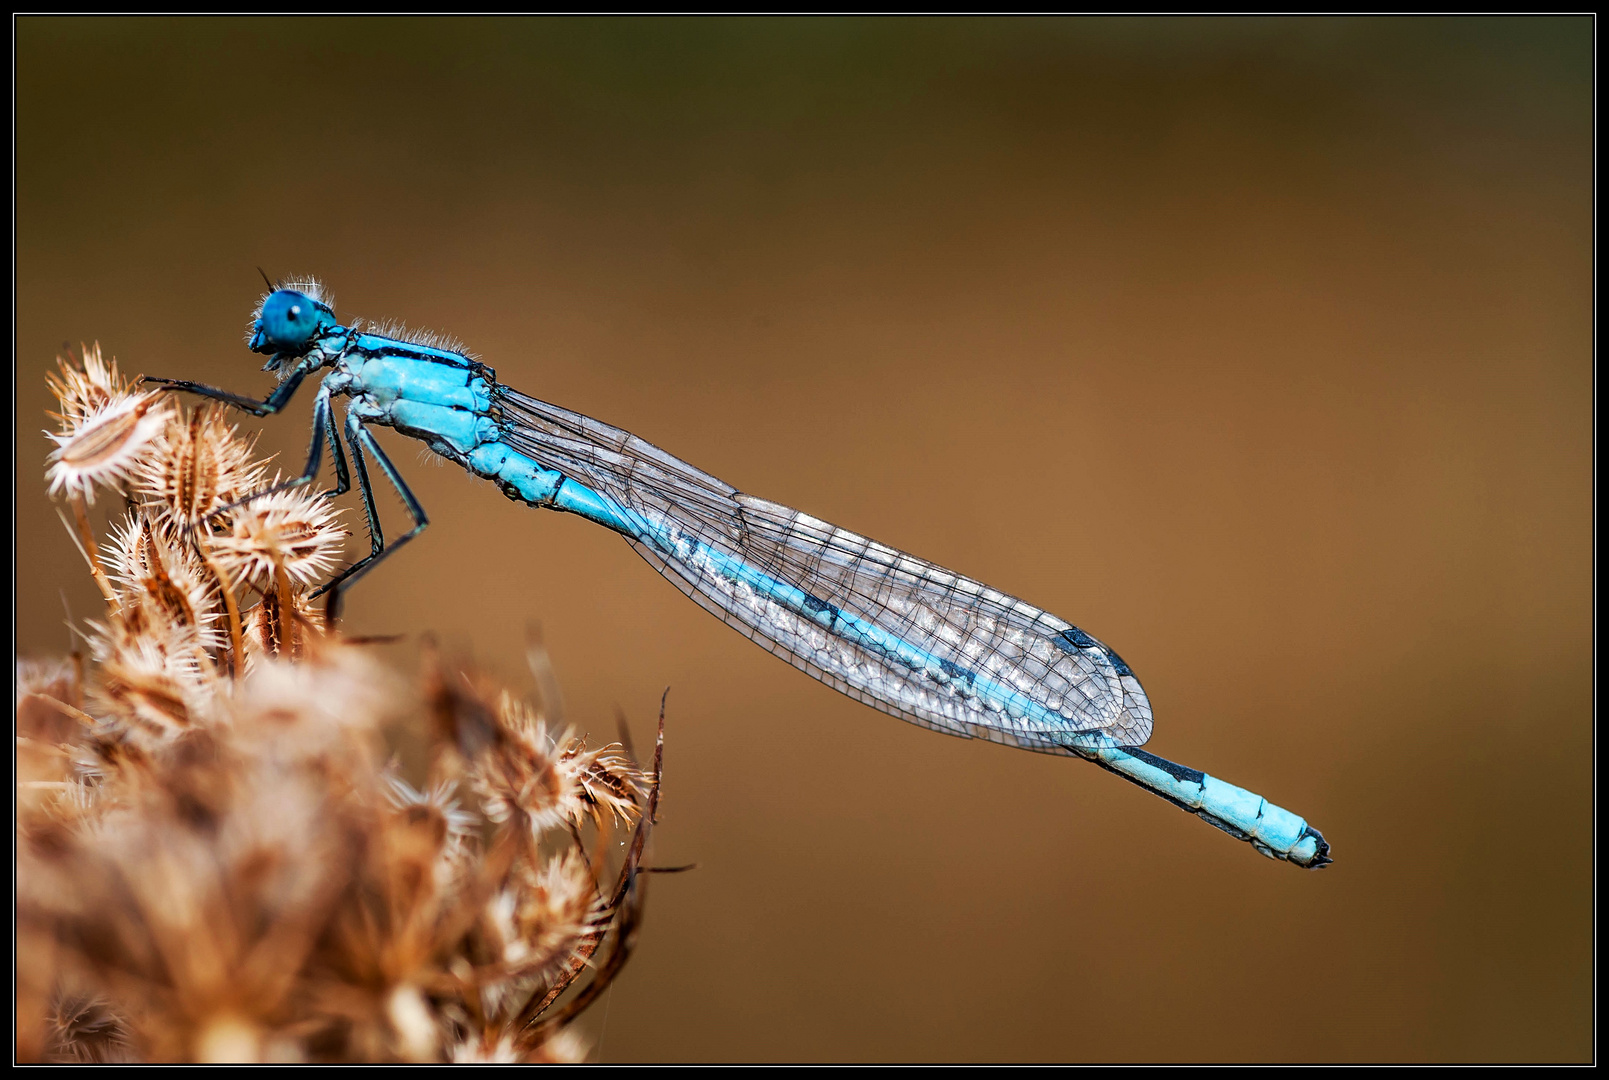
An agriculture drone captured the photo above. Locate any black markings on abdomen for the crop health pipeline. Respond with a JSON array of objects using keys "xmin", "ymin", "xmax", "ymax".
[{"xmin": 1121, "ymin": 747, "xmax": 1205, "ymax": 786}]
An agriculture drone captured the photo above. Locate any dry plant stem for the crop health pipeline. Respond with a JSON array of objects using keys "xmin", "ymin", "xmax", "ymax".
[
  {"xmin": 70, "ymin": 495, "xmax": 121, "ymax": 612},
  {"xmin": 193, "ymin": 535, "xmax": 244, "ymax": 673},
  {"xmin": 528, "ymin": 873, "xmax": 646, "ymax": 1047},
  {"xmin": 29, "ymin": 694, "xmax": 98, "ymax": 730},
  {"xmin": 274, "ymin": 564, "xmax": 295, "ymax": 658}
]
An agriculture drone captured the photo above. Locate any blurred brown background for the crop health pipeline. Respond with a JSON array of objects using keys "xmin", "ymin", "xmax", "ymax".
[{"xmin": 16, "ymin": 17, "xmax": 1591, "ymax": 1062}]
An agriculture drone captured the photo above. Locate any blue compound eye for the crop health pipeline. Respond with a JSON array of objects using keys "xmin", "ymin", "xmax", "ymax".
[{"xmin": 253, "ymin": 289, "xmax": 328, "ymax": 353}]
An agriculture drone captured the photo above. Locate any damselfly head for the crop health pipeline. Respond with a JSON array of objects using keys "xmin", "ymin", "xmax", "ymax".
[{"xmin": 248, "ymin": 288, "xmax": 336, "ymax": 357}]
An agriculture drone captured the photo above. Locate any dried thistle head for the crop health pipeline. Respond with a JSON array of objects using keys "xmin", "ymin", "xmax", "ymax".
[
  {"xmin": 16, "ymin": 656, "xmax": 84, "ymax": 727},
  {"xmin": 42, "ymin": 992, "xmax": 136, "ymax": 1063},
  {"xmin": 16, "ymin": 660, "xmax": 98, "ymax": 833},
  {"xmin": 24, "ymin": 622, "xmax": 664, "ymax": 1064},
  {"xmin": 136, "ymin": 404, "xmax": 269, "ymax": 527},
  {"xmin": 383, "ymin": 775, "xmax": 479, "ymax": 881},
  {"xmin": 25, "ymin": 355, "xmax": 670, "ymax": 1063},
  {"xmin": 561, "ymin": 738, "xmax": 648, "ymax": 831},
  {"xmin": 46, "ymin": 343, "xmax": 138, "ymax": 426},
  {"xmin": 482, "ymin": 847, "xmax": 602, "ymax": 982},
  {"xmin": 466, "ymin": 689, "xmax": 647, "ymax": 839},
  {"xmin": 89, "ymin": 622, "xmax": 215, "ymax": 739},
  {"xmin": 226, "ymin": 644, "xmax": 395, "ymax": 762},
  {"xmin": 211, "ymin": 484, "xmax": 347, "ymax": 589},
  {"xmin": 468, "ymin": 712, "xmax": 574, "ymax": 837},
  {"xmin": 27, "ymin": 725, "xmax": 356, "ymax": 1063},
  {"xmin": 44, "ymin": 345, "xmax": 174, "ymax": 504},
  {"xmin": 242, "ymin": 586, "xmax": 327, "ymax": 665},
  {"xmin": 105, "ymin": 512, "xmax": 225, "ymax": 653},
  {"xmin": 46, "ymin": 390, "xmax": 170, "ymax": 504}
]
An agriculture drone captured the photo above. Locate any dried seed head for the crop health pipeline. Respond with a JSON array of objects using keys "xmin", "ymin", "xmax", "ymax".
[
  {"xmin": 18, "ymin": 714, "xmax": 88, "ymax": 829},
  {"xmin": 469, "ymin": 718, "xmax": 575, "ymax": 836},
  {"xmin": 526, "ymin": 1028, "xmax": 588, "ymax": 1065},
  {"xmin": 562, "ymin": 740, "xmax": 647, "ymax": 830},
  {"xmin": 448, "ymin": 1031, "xmax": 524, "ymax": 1064},
  {"xmin": 383, "ymin": 986, "xmax": 438, "ymax": 1063},
  {"xmin": 228, "ymin": 646, "xmax": 394, "ymax": 762},
  {"xmin": 17, "ymin": 659, "xmax": 96, "ymax": 768},
  {"xmin": 89, "ymin": 621, "xmax": 214, "ymax": 738},
  {"xmin": 29, "ymin": 355, "xmax": 656, "ymax": 1061},
  {"xmin": 30, "ymin": 735, "xmax": 348, "ymax": 1066},
  {"xmin": 468, "ymin": 696, "xmax": 646, "ymax": 836},
  {"xmin": 382, "ymin": 774, "xmax": 479, "ymax": 895},
  {"xmin": 241, "ymin": 587, "xmax": 326, "ymax": 666},
  {"xmin": 485, "ymin": 848, "xmax": 599, "ymax": 980},
  {"xmin": 384, "ymin": 776, "xmax": 478, "ymax": 850},
  {"xmin": 45, "ymin": 344, "xmax": 138, "ymax": 426},
  {"xmin": 212, "ymin": 486, "xmax": 346, "ymax": 588},
  {"xmin": 137, "ymin": 405, "xmax": 269, "ymax": 526},
  {"xmin": 21, "ymin": 630, "xmax": 654, "ymax": 1062},
  {"xmin": 105, "ymin": 512, "xmax": 224, "ymax": 653},
  {"xmin": 16, "ymin": 656, "xmax": 82, "ymax": 714},
  {"xmin": 43, "ymin": 993, "xmax": 135, "ymax": 1063},
  {"xmin": 46, "ymin": 392, "xmax": 170, "ymax": 504}
]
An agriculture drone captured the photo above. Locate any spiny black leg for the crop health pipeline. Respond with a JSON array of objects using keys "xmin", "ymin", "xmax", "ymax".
[
  {"xmin": 201, "ymin": 388, "xmax": 339, "ymax": 525},
  {"xmin": 330, "ymin": 420, "xmax": 429, "ymax": 588},
  {"xmin": 143, "ymin": 366, "xmax": 310, "ymax": 416},
  {"xmin": 312, "ymin": 415, "xmax": 429, "ymax": 620},
  {"xmin": 324, "ymin": 401, "xmax": 351, "ymax": 500},
  {"xmin": 310, "ymin": 416, "xmax": 384, "ymax": 622},
  {"xmin": 348, "ymin": 411, "xmax": 387, "ymax": 564}
]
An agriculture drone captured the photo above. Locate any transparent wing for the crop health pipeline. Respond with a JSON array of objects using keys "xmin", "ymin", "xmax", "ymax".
[{"xmin": 496, "ymin": 386, "xmax": 1153, "ymax": 752}]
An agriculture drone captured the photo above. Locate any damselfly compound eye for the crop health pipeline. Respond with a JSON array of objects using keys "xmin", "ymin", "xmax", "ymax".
[{"xmin": 250, "ymin": 288, "xmax": 333, "ymax": 355}]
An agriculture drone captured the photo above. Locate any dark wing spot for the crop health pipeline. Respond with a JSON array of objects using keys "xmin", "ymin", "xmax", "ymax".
[
  {"xmin": 1056, "ymin": 626, "xmax": 1136, "ymax": 678},
  {"xmin": 1058, "ymin": 626, "xmax": 1100, "ymax": 651},
  {"xmin": 939, "ymin": 659, "xmax": 976, "ymax": 686}
]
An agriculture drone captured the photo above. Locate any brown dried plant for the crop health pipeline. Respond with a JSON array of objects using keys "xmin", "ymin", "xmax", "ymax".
[{"xmin": 20, "ymin": 347, "xmax": 668, "ymax": 1063}]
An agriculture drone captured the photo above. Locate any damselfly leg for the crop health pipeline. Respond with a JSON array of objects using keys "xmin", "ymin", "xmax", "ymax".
[
  {"xmin": 144, "ymin": 371, "xmax": 398, "ymax": 620},
  {"xmin": 144, "ymin": 368, "xmax": 311, "ymax": 417},
  {"xmin": 309, "ymin": 412, "xmax": 429, "ymax": 619}
]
